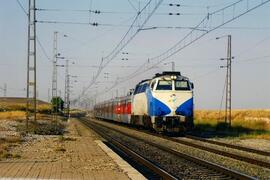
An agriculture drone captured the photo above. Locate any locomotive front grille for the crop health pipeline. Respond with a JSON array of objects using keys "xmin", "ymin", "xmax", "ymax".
[{"xmin": 164, "ymin": 117, "xmax": 180, "ymax": 128}]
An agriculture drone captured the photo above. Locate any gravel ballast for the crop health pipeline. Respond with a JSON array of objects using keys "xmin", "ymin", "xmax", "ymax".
[
  {"xmin": 90, "ymin": 118, "xmax": 270, "ymax": 179},
  {"xmin": 90, "ymin": 122, "xmax": 227, "ymax": 179}
]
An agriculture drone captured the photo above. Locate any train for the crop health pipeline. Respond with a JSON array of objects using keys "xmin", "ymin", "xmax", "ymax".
[{"xmin": 94, "ymin": 71, "xmax": 194, "ymax": 133}]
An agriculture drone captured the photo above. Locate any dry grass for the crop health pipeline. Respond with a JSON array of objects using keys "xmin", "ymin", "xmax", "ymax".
[
  {"xmin": 58, "ymin": 135, "xmax": 76, "ymax": 142},
  {"xmin": 0, "ymin": 97, "xmax": 48, "ymax": 105},
  {"xmin": 0, "ymin": 136, "xmax": 23, "ymax": 160},
  {"xmin": 0, "ymin": 111, "xmax": 54, "ymax": 121},
  {"xmin": 1, "ymin": 136, "xmax": 23, "ymax": 143},
  {"xmin": 0, "ymin": 102, "xmax": 51, "ymax": 114},
  {"xmin": 0, "ymin": 111, "xmax": 26, "ymax": 120},
  {"xmin": 37, "ymin": 104, "xmax": 52, "ymax": 113},
  {"xmin": 195, "ymin": 109, "xmax": 270, "ymax": 131},
  {"xmin": 239, "ymin": 133, "xmax": 270, "ymax": 140},
  {"xmin": 194, "ymin": 110, "xmax": 270, "ymax": 139},
  {"xmin": 69, "ymin": 109, "xmax": 87, "ymax": 117},
  {"xmin": 55, "ymin": 147, "xmax": 66, "ymax": 152},
  {"xmin": 0, "ymin": 150, "xmax": 21, "ymax": 159}
]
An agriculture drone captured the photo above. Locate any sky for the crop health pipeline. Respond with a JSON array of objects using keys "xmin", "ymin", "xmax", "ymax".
[{"xmin": 0, "ymin": 0, "xmax": 270, "ymax": 110}]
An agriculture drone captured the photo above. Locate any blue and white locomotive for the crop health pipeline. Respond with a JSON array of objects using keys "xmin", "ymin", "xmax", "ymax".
[
  {"xmin": 94, "ymin": 71, "xmax": 194, "ymax": 133},
  {"xmin": 131, "ymin": 71, "xmax": 194, "ymax": 132}
]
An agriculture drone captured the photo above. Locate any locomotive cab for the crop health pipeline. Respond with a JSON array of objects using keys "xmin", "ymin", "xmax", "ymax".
[{"xmin": 147, "ymin": 71, "xmax": 194, "ymax": 133}]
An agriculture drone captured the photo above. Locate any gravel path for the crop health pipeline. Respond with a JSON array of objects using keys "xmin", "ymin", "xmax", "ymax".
[{"xmin": 10, "ymin": 119, "xmax": 123, "ymax": 171}]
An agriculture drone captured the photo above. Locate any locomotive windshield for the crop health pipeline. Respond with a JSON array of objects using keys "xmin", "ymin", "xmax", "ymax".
[
  {"xmin": 175, "ymin": 80, "xmax": 190, "ymax": 90},
  {"xmin": 156, "ymin": 80, "xmax": 172, "ymax": 90}
]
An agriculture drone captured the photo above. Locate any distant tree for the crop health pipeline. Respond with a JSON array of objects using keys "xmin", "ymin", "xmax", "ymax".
[{"xmin": 51, "ymin": 97, "xmax": 64, "ymax": 113}]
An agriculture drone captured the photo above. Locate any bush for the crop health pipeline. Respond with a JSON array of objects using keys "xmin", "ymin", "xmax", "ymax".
[{"xmin": 17, "ymin": 121, "xmax": 66, "ymax": 135}]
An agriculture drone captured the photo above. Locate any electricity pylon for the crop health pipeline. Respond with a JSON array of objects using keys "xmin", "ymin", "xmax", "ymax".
[{"xmin": 26, "ymin": 0, "xmax": 37, "ymax": 129}]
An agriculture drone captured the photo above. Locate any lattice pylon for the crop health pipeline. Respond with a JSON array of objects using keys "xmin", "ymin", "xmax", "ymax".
[{"xmin": 26, "ymin": 0, "xmax": 37, "ymax": 127}]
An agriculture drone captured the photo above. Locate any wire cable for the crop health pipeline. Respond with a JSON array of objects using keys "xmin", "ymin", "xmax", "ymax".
[
  {"xmin": 236, "ymin": 35, "xmax": 270, "ymax": 57},
  {"xmin": 62, "ymin": 15, "xmax": 136, "ymax": 53},
  {"xmin": 89, "ymin": 0, "xmax": 93, "ymax": 23},
  {"xmin": 15, "ymin": 0, "xmax": 28, "ymax": 15},
  {"xmin": 36, "ymin": 8, "xmax": 228, "ymax": 16},
  {"xmin": 128, "ymin": 0, "xmax": 138, "ymax": 11},
  {"xmin": 37, "ymin": 38, "xmax": 51, "ymax": 61},
  {"xmin": 77, "ymin": 0, "xmax": 164, "ymax": 100},
  {"xmin": 121, "ymin": 0, "xmax": 270, "ymax": 84},
  {"xmin": 15, "ymin": 0, "xmax": 52, "ymax": 63},
  {"xmin": 236, "ymin": 54, "xmax": 270, "ymax": 63},
  {"xmin": 218, "ymin": 74, "xmax": 227, "ymax": 121},
  {"xmin": 84, "ymin": 0, "xmax": 270, "ymax": 101}
]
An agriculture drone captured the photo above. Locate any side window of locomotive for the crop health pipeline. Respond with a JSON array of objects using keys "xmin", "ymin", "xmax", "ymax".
[
  {"xmin": 156, "ymin": 80, "xmax": 172, "ymax": 90},
  {"xmin": 137, "ymin": 85, "xmax": 143, "ymax": 94},
  {"xmin": 134, "ymin": 83, "xmax": 148, "ymax": 94},
  {"xmin": 175, "ymin": 80, "xmax": 190, "ymax": 90},
  {"xmin": 140, "ymin": 84, "xmax": 147, "ymax": 93},
  {"xmin": 134, "ymin": 85, "xmax": 140, "ymax": 95},
  {"xmin": 150, "ymin": 81, "xmax": 156, "ymax": 90}
]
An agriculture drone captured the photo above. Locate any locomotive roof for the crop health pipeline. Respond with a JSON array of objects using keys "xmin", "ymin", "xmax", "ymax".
[
  {"xmin": 135, "ymin": 79, "xmax": 150, "ymax": 86},
  {"xmin": 140, "ymin": 79, "xmax": 151, "ymax": 83},
  {"xmin": 154, "ymin": 71, "xmax": 181, "ymax": 78},
  {"xmin": 152, "ymin": 71, "xmax": 190, "ymax": 81}
]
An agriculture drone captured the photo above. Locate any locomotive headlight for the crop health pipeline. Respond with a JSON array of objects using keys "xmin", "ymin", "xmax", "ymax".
[{"xmin": 170, "ymin": 75, "xmax": 177, "ymax": 79}]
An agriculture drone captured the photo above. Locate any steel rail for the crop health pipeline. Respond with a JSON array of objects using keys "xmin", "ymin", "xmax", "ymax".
[
  {"xmin": 185, "ymin": 135, "xmax": 270, "ymax": 157},
  {"xmin": 81, "ymin": 118, "xmax": 257, "ymax": 180},
  {"xmin": 100, "ymin": 119, "xmax": 270, "ymax": 169},
  {"xmin": 99, "ymin": 118, "xmax": 270, "ymax": 169},
  {"xmin": 167, "ymin": 137, "xmax": 270, "ymax": 169},
  {"xmin": 80, "ymin": 119, "xmax": 178, "ymax": 180}
]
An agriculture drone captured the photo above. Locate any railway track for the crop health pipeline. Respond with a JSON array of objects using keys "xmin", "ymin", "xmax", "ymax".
[
  {"xmin": 166, "ymin": 136, "xmax": 270, "ymax": 169},
  {"xmin": 80, "ymin": 119, "xmax": 177, "ymax": 179},
  {"xmin": 80, "ymin": 118, "xmax": 256, "ymax": 180},
  {"xmin": 94, "ymin": 118, "xmax": 270, "ymax": 169},
  {"xmin": 185, "ymin": 135, "xmax": 270, "ymax": 156}
]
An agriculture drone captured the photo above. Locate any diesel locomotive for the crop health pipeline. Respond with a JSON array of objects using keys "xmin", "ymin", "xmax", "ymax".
[{"xmin": 94, "ymin": 71, "xmax": 194, "ymax": 133}]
